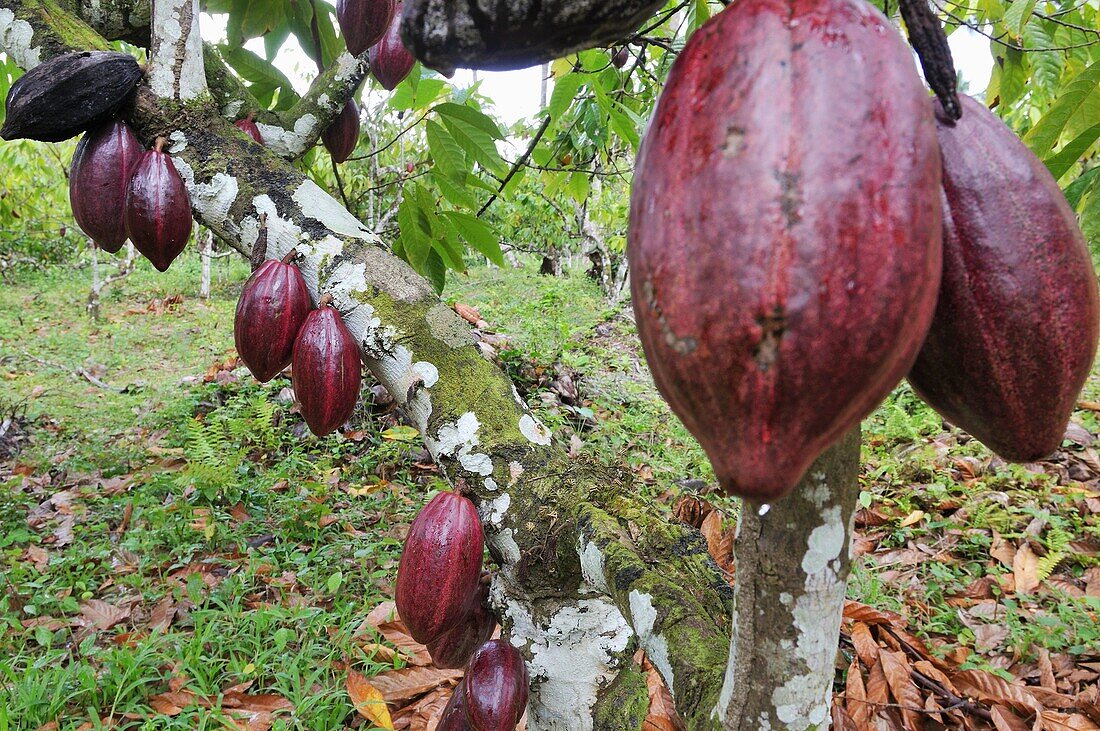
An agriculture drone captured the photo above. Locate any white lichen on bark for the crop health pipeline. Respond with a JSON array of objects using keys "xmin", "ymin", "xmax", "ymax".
[
  {"xmin": 148, "ymin": 0, "xmax": 205, "ymax": 100},
  {"xmin": 0, "ymin": 8, "xmax": 39, "ymax": 69}
]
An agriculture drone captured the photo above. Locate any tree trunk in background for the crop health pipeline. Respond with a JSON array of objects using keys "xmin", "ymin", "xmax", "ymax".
[
  {"xmin": 87, "ymin": 240, "xmax": 100, "ymax": 320},
  {"xmin": 718, "ymin": 428, "xmax": 862, "ymax": 730},
  {"xmin": 200, "ymin": 226, "xmax": 212, "ymax": 299}
]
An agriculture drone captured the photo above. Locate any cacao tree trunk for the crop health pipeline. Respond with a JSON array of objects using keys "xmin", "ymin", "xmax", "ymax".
[
  {"xmin": 200, "ymin": 226, "xmax": 212, "ymax": 299},
  {"xmin": 0, "ymin": 3, "xmax": 863, "ymax": 728}
]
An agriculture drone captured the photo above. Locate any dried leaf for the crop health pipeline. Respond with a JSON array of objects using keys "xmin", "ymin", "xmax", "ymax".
[
  {"xmin": 879, "ymin": 649, "xmax": 922, "ymax": 731},
  {"xmin": 369, "ymin": 666, "xmax": 463, "ymax": 704},
  {"xmin": 832, "ymin": 701, "xmax": 859, "ymax": 731},
  {"xmin": 846, "ymin": 658, "xmax": 873, "ymax": 728},
  {"xmin": 955, "ymin": 669, "xmax": 1043, "ymax": 718},
  {"xmin": 1013, "ymin": 543, "xmax": 1041, "ymax": 594},
  {"xmin": 991, "ymin": 705, "xmax": 1031, "ymax": 731},
  {"xmin": 79, "ymin": 599, "xmax": 130, "ymax": 631},
  {"xmin": 348, "ymin": 670, "xmax": 394, "ymax": 730},
  {"xmin": 700, "ymin": 510, "xmax": 723, "ymax": 567},
  {"xmin": 844, "ymin": 600, "xmax": 907, "ymax": 627},
  {"xmin": 147, "ymin": 598, "xmax": 176, "ymax": 633},
  {"xmin": 991, "ymin": 531, "xmax": 1016, "ymax": 567},
  {"xmin": 850, "ymin": 622, "xmax": 880, "ymax": 669},
  {"xmin": 643, "ymin": 658, "xmax": 684, "ymax": 731}
]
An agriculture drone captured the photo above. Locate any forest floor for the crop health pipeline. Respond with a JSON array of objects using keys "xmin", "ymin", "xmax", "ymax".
[{"xmin": 0, "ymin": 252, "xmax": 1097, "ymax": 730}]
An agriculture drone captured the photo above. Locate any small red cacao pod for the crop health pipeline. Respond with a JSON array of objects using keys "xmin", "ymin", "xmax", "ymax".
[
  {"xmin": 69, "ymin": 121, "xmax": 143, "ymax": 253},
  {"xmin": 291, "ymin": 304, "xmax": 362, "ymax": 436},
  {"xmin": 234, "ymin": 117, "xmax": 263, "ymax": 145},
  {"xmin": 338, "ymin": 0, "xmax": 397, "ymax": 56},
  {"xmin": 395, "ymin": 492, "xmax": 484, "ymax": 645},
  {"xmin": 426, "ymin": 582, "xmax": 496, "ymax": 669},
  {"xmin": 322, "ymin": 100, "xmax": 361, "ymax": 164},
  {"xmin": 124, "ymin": 142, "xmax": 193, "ymax": 272},
  {"xmin": 908, "ymin": 95, "xmax": 1100, "ymax": 462},
  {"xmin": 628, "ymin": 0, "xmax": 942, "ymax": 501},
  {"xmin": 464, "ymin": 639, "xmax": 528, "ymax": 731},
  {"xmin": 370, "ymin": 4, "xmax": 416, "ymax": 91},
  {"xmin": 234, "ymin": 256, "xmax": 313, "ymax": 383},
  {"xmin": 437, "ymin": 679, "xmax": 472, "ymax": 731}
]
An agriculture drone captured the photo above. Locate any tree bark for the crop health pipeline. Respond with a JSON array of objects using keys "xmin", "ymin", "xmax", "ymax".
[{"xmin": 717, "ymin": 429, "xmax": 862, "ymax": 729}]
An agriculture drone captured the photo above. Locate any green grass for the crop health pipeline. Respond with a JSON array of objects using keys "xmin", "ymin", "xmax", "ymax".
[{"xmin": 1, "ymin": 253, "xmax": 1098, "ymax": 726}]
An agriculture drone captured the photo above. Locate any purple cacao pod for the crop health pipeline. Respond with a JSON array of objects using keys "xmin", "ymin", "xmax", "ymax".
[
  {"xmin": 69, "ymin": 121, "xmax": 143, "ymax": 253},
  {"xmin": 234, "ymin": 253, "xmax": 313, "ymax": 383},
  {"xmin": 395, "ymin": 492, "xmax": 484, "ymax": 644},
  {"xmin": 464, "ymin": 639, "xmax": 528, "ymax": 731},
  {"xmin": 908, "ymin": 95, "xmax": 1100, "ymax": 461},
  {"xmin": 628, "ymin": 0, "xmax": 942, "ymax": 501},
  {"xmin": 124, "ymin": 139, "xmax": 193, "ymax": 272},
  {"xmin": 369, "ymin": 4, "xmax": 416, "ymax": 91},
  {"xmin": 426, "ymin": 582, "xmax": 496, "ymax": 669},
  {"xmin": 437, "ymin": 680, "xmax": 472, "ymax": 731},
  {"xmin": 338, "ymin": 0, "xmax": 397, "ymax": 56},
  {"xmin": 234, "ymin": 117, "xmax": 264, "ymax": 145},
  {"xmin": 322, "ymin": 100, "xmax": 360, "ymax": 164},
  {"xmin": 291, "ymin": 302, "xmax": 362, "ymax": 436},
  {"xmin": 612, "ymin": 48, "xmax": 629, "ymax": 69}
]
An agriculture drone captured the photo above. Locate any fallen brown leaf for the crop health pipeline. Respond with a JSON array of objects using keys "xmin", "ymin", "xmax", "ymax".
[{"xmin": 348, "ymin": 669, "xmax": 394, "ymax": 730}]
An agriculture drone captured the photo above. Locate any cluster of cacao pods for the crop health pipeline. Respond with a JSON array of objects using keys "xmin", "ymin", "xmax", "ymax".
[
  {"xmin": 338, "ymin": 0, "xmax": 416, "ymax": 89},
  {"xmin": 235, "ymin": 257, "xmax": 363, "ymax": 436},
  {"xmin": 629, "ymin": 0, "xmax": 1099, "ymax": 502},
  {"xmin": 1, "ymin": 51, "xmax": 195, "ymax": 271},
  {"xmin": 437, "ymin": 641, "xmax": 529, "ymax": 730}
]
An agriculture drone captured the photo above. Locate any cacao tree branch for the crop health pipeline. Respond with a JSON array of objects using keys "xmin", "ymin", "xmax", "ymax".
[
  {"xmin": 0, "ymin": 2, "xmax": 732, "ymax": 727},
  {"xmin": 898, "ymin": 0, "xmax": 961, "ymax": 120}
]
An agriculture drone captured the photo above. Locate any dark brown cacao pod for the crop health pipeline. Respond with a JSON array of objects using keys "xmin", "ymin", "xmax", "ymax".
[
  {"xmin": 234, "ymin": 117, "xmax": 263, "ymax": 145},
  {"xmin": 437, "ymin": 680, "xmax": 471, "ymax": 731},
  {"xmin": 464, "ymin": 639, "xmax": 529, "ymax": 731},
  {"xmin": 425, "ymin": 582, "xmax": 496, "ymax": 669},
  {"xmin": 234, "ymin": 254, "xmax": 313, "ymax": 383},
  {"xmin": 370, "ymin": 5, "xmax": 416, "ymax": 91},
  {"xmin": 124, "ymin": 141, "xmax": 193, "ymax": 272},
  {"xmin": 69, "ymin": 121, "xmax": 143, "ymax": 253},
  {"xmin": 1, "ymin": 52, "xmax": 142, "ymax": 142},
  {"xmin": 322, "ymin": 100, "xmax": 360, "ymax": 164},
  {"xmin": 612, "ymin": 48, "xmax": 629, "ymax": 69},
  {"xmin": 395, "ymin": 492, "xmax": 484, "ymax": 645},
  {"xmin": 908, "ymin": 95, "xmax": 1100, "ymax": 462},
  {"xmin": 291, "ymin": 303, "xmax": 362, "ymax": 436},
  {"xmin": 629, "ymin": 0, "xmax": 943, "ymax": 501},
  {"xmin": 338, "ymin": 0, "xmax": 397, "ymax": 56},
  {"xmin": 400, "ymin": 0, "xmax": 664, "ymax": 70}
]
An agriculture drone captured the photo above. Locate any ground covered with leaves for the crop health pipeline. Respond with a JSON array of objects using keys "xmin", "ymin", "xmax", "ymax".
[{"xmin": 0, "ymin": 253, "xmax": 1097, "ymax": 730}]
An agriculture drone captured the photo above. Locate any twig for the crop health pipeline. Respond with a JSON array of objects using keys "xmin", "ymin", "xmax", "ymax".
[
  {"xmin": 478, "ymin": 115, "xmax": 552, "ymax": 217},
  {"xmin": 21, "ymin": 351, "xmax": 121, "ymax": 392}
]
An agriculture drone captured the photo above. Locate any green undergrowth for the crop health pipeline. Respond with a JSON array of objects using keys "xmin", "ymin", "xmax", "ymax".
[{"xmin": 0, "ymin": 255, "xmax": 1097, "ymax": 726}]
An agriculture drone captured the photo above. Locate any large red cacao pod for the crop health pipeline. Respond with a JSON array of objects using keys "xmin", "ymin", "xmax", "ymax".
[
  {"xmin": 628, "ymin": 0, "xmax": 943, "ymax": 501},
  {"xmin": 395, "ymin": 492, "xmax": 484, "ymax": 645},
  {"xmin": 464, "ymin": 639, "xmax": 528, "ymax": 731},
  {"xmin": 291, "ymin": 304, "xmax": 362, "ymax": 436},
  {"xmin": 908, "ymin": 95, "xmax": 1100, "ymax": 461},
  {"xmin": 426, "ymin": 582, "xmax": 496, "ymax": 669},
  {"xmin": 69, "ymin": 121, "xmax": 143, "ymax": 253},
  {"xmin": 338, "ymin": 0, "xmax": 396, "ymax": 56},
  {"xmin": 322, "ymin": 100, "xmax": 360, "ymax": 164},
  {"xmin": 370, "ymin": 5, "xmax": 416, "ymax": 91},
  {"xmin": 234, "ymin": 117, "xmax": 264, "ymax": 145},
  {"xmin": 437, "ymin": 679, "xmax": 471, "ymax": 731},
  {"xmin": 234, "ymin": 256, "xmax": 313, "ymax": 383},
  {"xmin": 124, "ymin": 141, "xmax": 193, "ymax": 272}
]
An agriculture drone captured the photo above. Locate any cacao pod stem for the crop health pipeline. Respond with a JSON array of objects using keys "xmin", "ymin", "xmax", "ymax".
[
  {"xmin": 250, "ymin": 213, "xmax": 269, "ymax": 271},
  {"xmin": 898, "ymin": 0, "xmax": 961, "ymax": 121}
]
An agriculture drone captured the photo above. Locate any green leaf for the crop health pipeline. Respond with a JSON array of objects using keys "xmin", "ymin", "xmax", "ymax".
[
  {"xmin": 424, "ymin": 250, "xmax": 447, "ymax": 293},
  {"xmin": 326, "ymin": 571, "xmax": 344, "ymax": 594},
  {"xmin": 442, "ymin": 212, "xmax": 505, "ymax": 266},
  {"xmin": 1002, "ymin": 0, "xmax": 1036, "ymax": 38},
  {"xmin": 433, "ymin": 171, "xmax": 479, "ymax": 210},
  {"xmin": 434, "ymin": 103, "xmax": 504, "ymax": 140},
  {"xmin": 431, "ymin": 224, "xmax": 467, "ymax": 272},
  {"xmin": 998, "ymin": 48, "xmax": 1028, "ymax": 107},
  {"xmin": 425, "ymin": 120, "xmax": 464, "ymax": 175},
  {"xmin": 548, "ymin": 74, "xmax": 585, "ymax": 121},
  {"xmin": 440, "ymin": 116, "xmax": 505, "ymax": 174},
  {"xmin": 1023, "ymin": 60, "xmax": 1100, "ymax": 157},
  {"xmin": 1064, "ymin": 166, "xmax": 1100, "ymax": 210},
  {"xmin": 1043, "ymin": 123, "xmax": 1100, "ymax": 181}
]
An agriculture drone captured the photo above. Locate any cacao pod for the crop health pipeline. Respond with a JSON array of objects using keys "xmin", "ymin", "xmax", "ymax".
[
  {"xmin": 338, "ymin": 0, "xmax": 397, "ymax": 56},
  {"xmin": 612, "ymin": 48, "xmax": 629, "ymax": 69},
  {"xmin": 291, "ymin": 301, "xmax": 362, "ymax": 436},
  {"xmin": 322, "ymin": 100, "xmax": 360, "ymax": 164},
  {"xmin": 628, "ymin": 0, "xmax": 943, "ymax": 501},
  {"xmin": 908, "ymin": 95, "xmax": 1100, "ymax": 461},
  {"xmin": 69, "ymin": 121, "xmax": 143, "ymax": 253},
  {"xmin": 464, "ymin": 639, "xmax": 528, "ymax": 731},
  {"xmin": 234, "ymin": 117, "xmax": 264, "ymax": 145},
  {"xmin": 400, "ymin": 0, "xmax": 664, "ymax": 70},
  {"xmin": 395, "ymin": 492, "xmax": 484, "ymax": 644},
  {"xmin": 1, "ymin": 52, "xmax": 142, "ymax": 142},
  {"xmin": 370, "ymin": 5, "xmax": 416, "ymax": 91},
  {"xmin": 124, "ymin": 139, "xmax": 193, "ymax": 272},
  {"xmin": 437, "ymin": 679, "xmax": 472, "ymax": 731},
  {"xmin": 426, "ymin": 582, "xmax": 496, "ymax": 669},
  {"xmin": 234, "ymin": 253, "xmax": 313, "ymax": 383}
]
